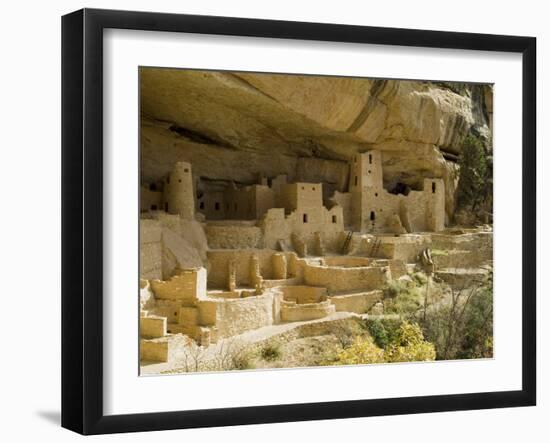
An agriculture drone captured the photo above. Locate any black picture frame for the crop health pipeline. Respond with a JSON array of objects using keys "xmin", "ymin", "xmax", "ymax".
[{"xmin": 61, "ymin": 8, "xmax": 537, "ymax": 435}]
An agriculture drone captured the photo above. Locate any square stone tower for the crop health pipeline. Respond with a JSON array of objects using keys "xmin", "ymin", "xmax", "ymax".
[
  {"xmin": 349, "ymin": 150, "xmax": 383, "ymax": 191},
  {"xmin": 279, "ymin": 183, "xmax": 323, "ymax": 214}
]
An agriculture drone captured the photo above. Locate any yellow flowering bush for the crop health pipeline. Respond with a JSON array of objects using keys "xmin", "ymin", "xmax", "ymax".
[
  {"xmin": 334, "ymin": 322, "xmax": 435, "ymax": 366},
  {"xmin": 385, "ymin": 322, "xmax": 436, "ymax": 362},
  {"xmin": 335, "ymin": 336, "xmax": 385, "ymax": 365}
]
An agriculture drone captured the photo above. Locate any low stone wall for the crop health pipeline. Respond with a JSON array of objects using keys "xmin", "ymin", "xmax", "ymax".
[
  {"xmin": 303, "ymin": 262, "xmax": 390, "ymax": 293},
  {"xmin": 213, "ymin": 291, "xmax": 279, "ymax": 338},
  {"xmin": 140, "ymin": 334, "xmax": 191, "ymax": 363},
  {"xmin": 140, "ymin": 338, "xmax": 169, "ymax": 362},
  {"xmin": 280, "ymin": 300, "xmax": 335, "ymax": 322},
  {"xmin": 371, "ymin": 259, "xmax": 408, "ymax": 278},
  {"xmin": 330, "ymin": 290, "xmax": 383, "ymax": 314}
]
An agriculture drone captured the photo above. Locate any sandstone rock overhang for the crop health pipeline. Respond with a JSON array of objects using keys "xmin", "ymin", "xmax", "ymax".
[{"xmin": 140, "ymin": 68, "xmax": 492, "ymax": 220}]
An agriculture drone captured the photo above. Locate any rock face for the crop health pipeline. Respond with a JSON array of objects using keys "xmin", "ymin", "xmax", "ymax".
[{"xmin": 140, "ymin": 68, "xmax": 492, "ymax": 221}]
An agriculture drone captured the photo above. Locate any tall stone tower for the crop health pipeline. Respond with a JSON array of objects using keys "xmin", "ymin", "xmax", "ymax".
[
  {"xmin": 350, "ymin": 151, "xmax": 383, "ymax": 231},
  {"xmin": 163, "ymin": 161, "xmax": 195, "ymax": 220},
  {"xmin": 349, "ymin": 150, "xmax": 383, "ymax": 191}
]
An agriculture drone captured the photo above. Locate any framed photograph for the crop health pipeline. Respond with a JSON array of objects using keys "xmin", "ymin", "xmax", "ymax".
[{"xmin": 61, "ymin": 8, "xmax": 536, "ymax": 435}]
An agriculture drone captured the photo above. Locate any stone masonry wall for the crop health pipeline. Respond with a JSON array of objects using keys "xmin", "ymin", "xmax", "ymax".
[{"xmin": 303, "ymin": 262, "xmax": 390, "ymax": 293}]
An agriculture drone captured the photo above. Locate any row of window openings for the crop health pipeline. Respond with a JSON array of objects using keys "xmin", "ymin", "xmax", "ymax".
[
  {"xmin": 149, "ymin": 203, "xmax": 169, "ymax": 211},
  {"xmin": 302, "ymin": 214, "xmax": 338, "ymax": 224},
  {"xmin": 151, "ymin": 186, "xmax": 437, "ymax": 213},
  {"xmin": 198, "ymin": 201, "xmax": 245, "ymax": 212},
  {"xmin": 353, "ymin": 178, "xmax": 437, "ymax": 194}
]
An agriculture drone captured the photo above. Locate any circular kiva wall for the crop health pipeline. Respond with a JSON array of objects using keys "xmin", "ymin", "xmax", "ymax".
[
  {"xmin": 278, "ymin": 285, "xmax": 327, "ymax": 304},
  {"xmin": 322, "ymin": 256, "xmax": 371, "ymax": 268}
]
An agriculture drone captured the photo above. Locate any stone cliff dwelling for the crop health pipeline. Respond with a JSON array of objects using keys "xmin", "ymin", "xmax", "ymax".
[{"xmin": 139, "ymin": 149, "xmax": 491, "ymax": 366}]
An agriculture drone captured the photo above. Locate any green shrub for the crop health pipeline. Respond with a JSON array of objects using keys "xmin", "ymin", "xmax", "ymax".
[
  {"xmin": 384, "ymin": 282, "xmax": 424, "ymax": 316},
  {"xmin": 365, "ymin": 318, "xmax": 401, "ymax": 349},
  {"xmin": 260, "ymin": 343, "xmax": 282, "ymax": 361},
  {"xmin": 456, "ymin": 134, "xmax": 490, "ymax": 212}
]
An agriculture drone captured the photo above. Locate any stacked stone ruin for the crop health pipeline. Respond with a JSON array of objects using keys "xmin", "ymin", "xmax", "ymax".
[{"xmin": 138, "ymin": 151, "xmax": 467, "ymax": 364}]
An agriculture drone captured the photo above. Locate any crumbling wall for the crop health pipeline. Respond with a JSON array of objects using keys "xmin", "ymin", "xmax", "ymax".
[
  {"xmin": 260, "ymin": 208, "xmax": 292, "ymax": 250},
  {"xmin": 214, "ymin": 292, "xmax": 277, "ymax": 338},
  {"xmin": 150, "ymin": 267, "xmax": 207, "ymax": 305},
  {"xmin": 205, "ymin": 222, "xmax": 263, "ymax": 249},
  {"xmin": 206, "ymin": 249, "xmax": 290, "ymax": 288},
  {"xmin": 140, "ymin": 315, "xmax": 167, "ymax": 338},
  {"xmin": 140, "ymin": 185, "xmax": 163, "ymax": 212},
  {"xmin": 140, "ymin": 220, "xmax": 163, "ymax": 280}
]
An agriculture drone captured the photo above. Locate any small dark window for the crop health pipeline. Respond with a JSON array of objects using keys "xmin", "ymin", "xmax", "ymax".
[
  {"xmin": 332, "ymin": 215, "xmax": 337, "ymax": 223},
  {"xmin": 165, "ymin": 202, "xmax": 168, "ymax": 212},
  {"xmin": 151, "ymin": 204, "xmax": 157, "ymax": 210},
  {"xmin": 184, "ymin": 168, "xmax": 189, "ymax": 173},
  {"xmin": 302, "ymin": 186, "xmax": 305, "ymax": 190},
  {"xmin": 312, "ymin": 186, "xmax": 316, "ymax": 191},
  {"xmin": 369, "ymin": 154, "xmax": 372, "ymax": 164},
  {"xmin": 267, "ymin": 178, "xmax": 273, "ymax": 187},
  {"xmin": 375, "ymin": 192, "xmax": 378, "ymax": 197},
  {"xmin": 174, "ymin": 311, "xmax": 178, "ymax": 316},
  {"xmin": 354, "ymin": 176, "xmax": 358, "ymax": 186},
  {"xmin": 199, "ymin": 202, "xmax": 205, "ymax": 210},
  {"xmin": 370, "ymin": 211, "xmax": 375, "ymax": 221},
  {"xmin": 368, "ymin": 170, "xmax": 371, "ymax": 174},
  {"xmin": 303, "ymin": 213, "xmax": 308, "ymax": 223},
  {"xmin": 432, "ymin": 182, "xmax": 436, "ymax": 193},
  {"xmin": 149, "ymin": 183, "xmax": 157, "ymax": 191},
  {"xmin": 178, "ymin": 179, "xmax": 182, "ymax": 183},
  {"xmin": 215, "ymin": 202, "xmax": 220, "ymax": 211}
]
